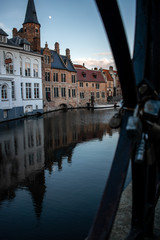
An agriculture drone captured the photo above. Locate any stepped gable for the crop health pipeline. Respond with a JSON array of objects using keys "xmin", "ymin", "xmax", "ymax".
[{"xmin": 23, "ymin": 0, "xmax": 40, "ymax": 25}]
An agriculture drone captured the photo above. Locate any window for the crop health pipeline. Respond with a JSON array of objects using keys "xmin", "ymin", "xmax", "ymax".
[
  {"xmin": 102, "ymin": 92, "xmax": 105, "ymax": 98},
  {"xmin": 96, "ymin": 92, "xmax": 100, "ymax": 98},
  {"xmin": 61, "ymin": 87, "xmax": 66, "ymax": 97},
  {"xmin": 33, "ymin": 64, "xmax": 38, "ymax": 77},
  {"xmin": 1, "ymin": 85, "xmax": 7, "ymax": 100},
  {"xmin": 20, "ymin": 59, "xmax": 22, "ymax": 76},
  {"xmin": 21, "ymin": 83, "xmax": 23, "ymax": 99},
  {"xmin": 44, "ymin": 55, "xmax": 50, "ymax": 64},
  {"xmin": 80, "ymin": 92, "xmax": 84, "ymax": 98},
  {"xmin": 12, "ymin": 82, "xmax": 15, "ymax": 99},
  {"xmin": 45, "ymin": 72, "xmax": 50, "ymax": 81},
  {"xmin": 82, "ymin": 72, "xmax": 86, "ymax": 77},
  {"xmin": 80, "ymin": 82, "xmax": 83, "ymax": 87},
  {"xmin": 54, "ymin": 73, "xmax": 58, "ymax": 82},
  {"xmin": 72, "ymin": 89, "xmax": 76, "ymax": 97},
  {"xmin": 26, "ymin": 83, "xmax": 31, "ymax": 99},
  {"xmin": 61, "ymin": 74, "xmax": 66, "ymax": 82},
  {"xmin": 54, "ymin": 87, "xmax": 59, "ymax": 97},
  {"xmin": 96, "ymin": 83, "xmax": 99, "ymax": 89},
  {"xmin": 92, "ymin": 83, "xmax": 94, "ymax": 87},
  {"xmin": 72, "ymin": 75, "xmax": 76, "ymax": 83},
  {"xmin": 25, "ymin": 62, "xmax": 31, "ymax": 76},
  {"xmin": 24, "ymin": 44, "xmax": 30, "ymax": 51},
  {"xmin": 6, "ymin": 56, "xmax": 13, "ymax": 74},
  {"xmin": 0, "ymin": 35, "xmax": 7, "ymax": 43},
  {"xmin": 34, "ymin": 83, "xmax": 39, "ymax": 98},
  {"xmin": 68, "ymin": 89, "xmax": 71, "ymax": 98},
  {"xmin": 86, "ymin": 83, "xmax": 88, "ymax": 87},
  {"xmin": 46, "ymin": 87, "xmax": 51, "ymax": 101}
]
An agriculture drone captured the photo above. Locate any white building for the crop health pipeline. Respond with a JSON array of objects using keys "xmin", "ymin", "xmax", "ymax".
[{"xmin": 0, "ymin": 28, "xmax": 43, "ymax": 122}]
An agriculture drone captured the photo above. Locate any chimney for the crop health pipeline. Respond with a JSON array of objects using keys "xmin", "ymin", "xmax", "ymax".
[
  {"xmin": 45, "ymin": 41, "xmax": 48, "ymax": 49},
  {"xmin": 66, "ymin": 48, "xmax": 70, "ymax": 59},
  {"xmin": 12, "ymin": 28, "xmax": 17, "ymax": 37},
  {"xmin": 109, "ymin": 66, "xmax": 113, "ymax": 71},
  {"xmin": 55, "ymin": 42, "xmax": 60, "ymax": 54}
]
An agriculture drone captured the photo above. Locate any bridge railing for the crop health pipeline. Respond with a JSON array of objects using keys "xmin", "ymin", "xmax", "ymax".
[{"xmin": 87, "ymin": 1, "xmax": 160, "ymax": 239}]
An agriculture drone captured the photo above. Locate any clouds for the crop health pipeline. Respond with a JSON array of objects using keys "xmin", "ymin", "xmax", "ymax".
[{"xmin": 73, "ymin": 51, "xmax": 116, "ymax": 70}]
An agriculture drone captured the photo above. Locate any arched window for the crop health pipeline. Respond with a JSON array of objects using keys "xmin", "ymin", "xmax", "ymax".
[
  {"xmin": 1, "ymin": 85, "xmax": 8, "ymax": 100},
  {"xmin": 5, "ymin": 52, "xmax": 13, "ymax": 74},
  {"xmin": 20, "ymin": 57, "xmax": 22, "ymax": 76},
  {"xmin": 25, "ymin": 58, "xmax": 31, "ymax": 77},
  {"xmin": 33, "ymin": 59, "xmax": 38, "ymax": 78}
]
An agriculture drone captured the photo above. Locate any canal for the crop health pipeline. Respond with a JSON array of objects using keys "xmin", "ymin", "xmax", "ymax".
[{"xmin": 0, "ymin": 108, "xmax": 122, "ymax": 240}]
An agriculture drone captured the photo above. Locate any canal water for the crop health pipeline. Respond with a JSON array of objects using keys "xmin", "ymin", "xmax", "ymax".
[{"xmin": 0, "ymin": 109, "xmax": 123, "ymax": 240}]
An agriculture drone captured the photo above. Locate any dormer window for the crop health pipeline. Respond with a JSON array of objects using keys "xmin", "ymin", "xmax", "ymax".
[
  {"xmin": 93, "ymin": 73, "xmax": 97, "ymax": 79},
  {"xmin": 24, "ymin": 44, "xmax": 30, "ymax": 51},
  {"xmin": 82, "ymin": 72, "xmax": 86, "ymax": 77},
  {"xmin": 0, "ymin": 28, "xmax": 8, "ymax": 43},
  {"xmin": 0, "ymin": 35, "xmax": 7, "ymax": 43}
]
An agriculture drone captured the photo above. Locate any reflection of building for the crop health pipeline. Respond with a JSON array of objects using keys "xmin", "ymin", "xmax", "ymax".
[
  {"xmin": 0, "ymin": 117, "xmax": 45, "ymax": 217},
  {"xmin": 44, "ymin": 110, "xmax": 115, "ymax": 171},
  {"xmin": 0, "ymin": 1, "xmax": 43, "ymax": 122},
  {"xmin": 74, "ymin": 64, "xmax": 107, "ymax": 107}
]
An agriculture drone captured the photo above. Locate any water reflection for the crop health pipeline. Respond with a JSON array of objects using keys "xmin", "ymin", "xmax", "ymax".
[
  {"xmin": 0, "ymin": 109, "xmax": 118, "ymax": 239},
  {"xmin": 44, "ymin": 110, "xmax": 116, "ymax": 172}
]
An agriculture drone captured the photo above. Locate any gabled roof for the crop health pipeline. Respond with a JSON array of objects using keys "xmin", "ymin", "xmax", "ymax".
[
  {"xmin": 76, "ymin": 68, "xmax": 106, "ymax": 83},
  {"xmin": 102, "ymin": 69, "xmax": 113, "ymax": 82},
  {"xmin": 61, "ymin": 55, "xmax": 76, "ymax": 72},
  {"xmin": 23, "ymin": 0, "xmax": 40, "ymax": 25},
  {"xmin": 10, "ymin": 36, "xmax": 31, "ymax": 46},
  {"xmin": 41, "ymin": 48, "xmax": 76, "ymax": 72},
  {"xmin": 0, "ymin": 28, "xmax": 8, "ymax": 36},
  {"xmin": 74, "ymin": 64, "xmax": 87, "ymax": 69}
]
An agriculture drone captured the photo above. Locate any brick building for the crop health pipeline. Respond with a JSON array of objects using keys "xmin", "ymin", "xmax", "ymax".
[
  {"xmin": 41, "ymin": 42, "xmax": 77, "ymax": 112},
  {"xmin": 12, "ymin": 0, "xmax": 41, "ymax": 53},
  {"xmin": 102, "ymin": 66, "xmax": 122, "ymax": 101},
  {"xmin": 74, "ymin": 64, "xmax": 107, "ymax": 107}
]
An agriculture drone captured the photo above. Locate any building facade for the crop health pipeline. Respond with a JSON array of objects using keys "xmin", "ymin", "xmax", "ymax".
[
  {"xmin": 75, "ymin": 64, "xmax": 107, "ymax": 107},
  {"xmin": 102, "ymin": 66, "xmax": 122, "ymax": 101},
  {"xmin": 41, "ymin": 42, "xmax": 77, "ymax": 112},
  {"xmin": 0, "ymin": 28, "xmax": 43, "ymax": 122}
]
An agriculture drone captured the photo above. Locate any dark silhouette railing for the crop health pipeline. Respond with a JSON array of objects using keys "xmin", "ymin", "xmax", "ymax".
[{"xmin": 87, "ymin": 0, "xmax": 160, "ymax": 239}]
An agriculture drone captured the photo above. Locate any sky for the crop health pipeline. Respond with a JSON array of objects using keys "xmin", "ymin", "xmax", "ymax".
[{"xmin": 0, "ymin": 0, "xmax": 136, "ymax": 69}]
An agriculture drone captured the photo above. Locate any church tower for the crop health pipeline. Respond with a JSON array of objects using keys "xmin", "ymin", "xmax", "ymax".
[
  {"xmin": 23, "ymin": 0, "xmax": 41, "ymax": 52},
  {"xmin": 13, "ymin": 0, "xmax": 41, "ymax": 53}
]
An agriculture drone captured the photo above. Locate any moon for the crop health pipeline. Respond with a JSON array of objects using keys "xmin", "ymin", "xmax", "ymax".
[{"xmin": 49, "ymin": 16, "xmax": 52, "ymax": 20}]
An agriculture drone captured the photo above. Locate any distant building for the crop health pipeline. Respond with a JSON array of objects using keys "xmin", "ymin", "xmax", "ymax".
[
  {"xmin": 41, "ymin": 42, "xmax": 77, "ymax": 112},
  {"xmin": 102, "ymin": 66, "xmax": 122, "ymax": 101},
  {"xmin": 75, "ymin": 65, "xmax": 107, "ymax": 107},
  {"xmin": 0, "ymin": 28, "xmax": 43, "ymax": 122}
]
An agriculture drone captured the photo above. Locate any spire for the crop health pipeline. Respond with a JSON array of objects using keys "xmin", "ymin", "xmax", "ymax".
[{"xmin": 23, "ymin": 0, "xmax": 40, "ymax": 25}]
